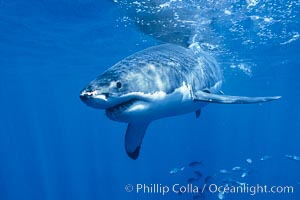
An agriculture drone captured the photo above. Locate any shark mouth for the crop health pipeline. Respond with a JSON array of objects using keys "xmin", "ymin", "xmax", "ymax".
[{"xmin": 106, "ymin": 98, "xmax": 139, "ymax": 115}]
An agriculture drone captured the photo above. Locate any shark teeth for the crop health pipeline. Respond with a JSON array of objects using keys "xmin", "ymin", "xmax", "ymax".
[
  {"xmin": 106, "ymin": 99, "xmax": 138, "ymax": 114},
  {"xmin": 81, "ymin": 90, "xmax": 97, "ymax": 96}
]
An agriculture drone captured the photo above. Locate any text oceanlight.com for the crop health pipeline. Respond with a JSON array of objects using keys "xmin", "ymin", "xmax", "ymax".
[{"xmin": 124, "ymin": 183, "xmax": 294, "ymax": 196}]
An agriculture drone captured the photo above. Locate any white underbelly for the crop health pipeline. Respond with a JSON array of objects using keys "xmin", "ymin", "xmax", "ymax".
[{"xmin": 107, "ymin": 83, "xmax": 208, "ymax": 123}]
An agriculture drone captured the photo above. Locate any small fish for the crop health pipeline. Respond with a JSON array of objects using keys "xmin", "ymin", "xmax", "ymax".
[
  {"xmin": 194, "ymin": 171, "xmax": 203, "ymax": 178},
  {"xmin": 218, "ymin": 192, "xmax": 225, "ymax": 199},
  {"xmin": 236, "ymin": 181, "xmax": 246, "ymax": 186},
  {"xmin": 219, "ymin": 169, "xmax": 229, "ymax": 174},
  {"xmin": 232, "ymin": 166, "xmax": 242, "ymax": 171},
  {"xmin": 188, "ymin": 177, "xmax": 199, "ymax": 183},
  {"xmin": 260, "ymin": 155, "xmax": 272, "ymax": 161},
  {"xmin": 241, "ymin": 172, "xmax": 248, "ymax": 178},
  {"xmin": 204, "ymin": 176, "xmax": 214, "ymax": 184},
  {"xmin": 284, "ymin": 155, "xmax": 300, "ymax": 161},
  {"xmin": 246, "ymin": 158, "xmax": 253, "ymax": 164},
  {"xmin": 169, "ymin": 166, "xmax": 185, "ymax": 174},
  {"xmin": 189, "ymin": 161, "xmax": 203, "ymax": 167},
  {"xmin": 222, "ymin": 178, "xmax": 245, "ymax": 186}
]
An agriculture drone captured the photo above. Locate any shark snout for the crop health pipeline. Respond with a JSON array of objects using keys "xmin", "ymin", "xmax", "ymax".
[
  {"xmin": 80, "ymin": 89, "xmax": 109, "ymax": 100},
  {"xmin": 79, "ymin": 92, "xmax": 90, "ymax": 101},
  {"xmin": 80, "ymin": 88, "xmax": 114, "ymax": 109},
  {"xmin": 80, "ymin": 89, "xmax": 96, "ymax": 100}
]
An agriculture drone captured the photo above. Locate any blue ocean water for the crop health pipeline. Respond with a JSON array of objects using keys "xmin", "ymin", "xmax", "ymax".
[{"xmin": 0, "ymin": 1, "xmax": 299, "ymax": 200}]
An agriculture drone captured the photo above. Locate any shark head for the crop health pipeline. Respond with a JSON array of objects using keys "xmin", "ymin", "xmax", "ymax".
[
  {"xmin": 79, "ymin": 62, "xmax": 168, "ymax": 123},
  {"xmin": 80, "ymin": 72, "xmax": 131, "ymax": 110}
]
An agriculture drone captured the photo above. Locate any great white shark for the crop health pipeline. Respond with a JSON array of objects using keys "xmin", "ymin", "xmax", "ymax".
[{"xmin": 80, "ymin": 44, "xmax": 280, "ymax": 160}]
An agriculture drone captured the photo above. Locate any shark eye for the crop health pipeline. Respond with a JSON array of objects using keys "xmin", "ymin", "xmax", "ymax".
[{"xmin": 116, "ymin": 81, "xmax": 122, "ymax": 89}]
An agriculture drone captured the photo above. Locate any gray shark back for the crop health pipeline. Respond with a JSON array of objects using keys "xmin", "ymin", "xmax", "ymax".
[{"xmin": 106, "ymin": 44, "xmax": 222, "ymax": 94}]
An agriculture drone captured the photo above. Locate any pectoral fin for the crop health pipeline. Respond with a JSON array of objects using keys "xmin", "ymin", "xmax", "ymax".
[
  {"xmin": 194, "ymin": 90, "xmax": 281, "ymax": 104},
  {"xmin": 125, "ymin": 122, "xmax": 150, "ymax": 160}
]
